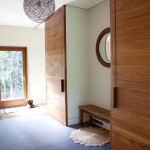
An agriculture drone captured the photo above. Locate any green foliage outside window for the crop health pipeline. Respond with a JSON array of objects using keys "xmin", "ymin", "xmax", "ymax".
[{"xmin": 0, "ymin": 51, "xmax": 23, "ymax": 100}]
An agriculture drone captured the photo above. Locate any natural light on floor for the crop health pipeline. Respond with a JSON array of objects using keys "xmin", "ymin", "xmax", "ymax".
[{"xmin": 0, "ymin": 105, "xmax": 47, "ymax": 119}]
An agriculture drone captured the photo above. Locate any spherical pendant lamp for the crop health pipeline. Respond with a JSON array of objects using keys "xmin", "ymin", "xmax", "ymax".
[{"xmin": 23, "ymin": 0, "xmax": 55, "ymax": 23}]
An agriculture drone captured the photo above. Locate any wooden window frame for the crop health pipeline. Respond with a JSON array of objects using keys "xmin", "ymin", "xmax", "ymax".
[{"xmin": 0, "ymin": 46, "xmax": 27, "ymax": 108}]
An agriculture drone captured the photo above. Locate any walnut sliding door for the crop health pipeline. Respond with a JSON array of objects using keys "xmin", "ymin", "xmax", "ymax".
[
  {"xmin": 111, "ymin": 0, "xmax": 150, "ymax": 149},
  {"xmin": 45, "ymin": 6, "xmax": 68, "ymax": 125}
]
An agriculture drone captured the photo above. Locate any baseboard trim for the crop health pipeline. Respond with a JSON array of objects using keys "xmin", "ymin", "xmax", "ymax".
[
  {"xmin": 32, "ymin": 99, "xmax": 47, "ymax": 105},
  {"xmin": 68, "ymin": 114, "xmax": 90, "ymax": 126}
]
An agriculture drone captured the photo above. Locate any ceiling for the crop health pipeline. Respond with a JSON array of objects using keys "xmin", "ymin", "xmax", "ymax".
[
  {"xmin": 68, "ymin": 0, "xmax": 104, "ymax": 9},
  {"xmin": 0, "ymin": 0, "xmax": 104, "ymax": 29}
]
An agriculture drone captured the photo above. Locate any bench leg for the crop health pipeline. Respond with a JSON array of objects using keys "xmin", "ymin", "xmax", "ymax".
[{"xmin": 80, "ymin": 110, "xmax": 83, "ymax": 126}]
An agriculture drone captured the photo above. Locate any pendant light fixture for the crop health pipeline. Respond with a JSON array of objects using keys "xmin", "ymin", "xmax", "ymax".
[{"xmin": 23, "ymin": 0, "xmax": 55, "ymax": 23}]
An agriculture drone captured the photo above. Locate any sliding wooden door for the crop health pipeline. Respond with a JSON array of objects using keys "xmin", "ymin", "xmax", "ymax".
[
  {"xmin": 0, "ymin": 47, "xmax": 27, "ymax": 108},
  {"xmin": 45, "ymin": 6, "xmax": 68, "ymax": 125},
  {"xmin": 111, "ymin": 0, "xmax": 150, "ymax": 149}
]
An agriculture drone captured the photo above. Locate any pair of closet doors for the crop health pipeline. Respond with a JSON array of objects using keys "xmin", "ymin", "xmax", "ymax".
[
  {"xmin": 111, "ymin": 0, "xmax": 150, "ymax": 149},
  {"xmin": 45, "ymin": 1, "xmax": 150, "ymax": 148}
]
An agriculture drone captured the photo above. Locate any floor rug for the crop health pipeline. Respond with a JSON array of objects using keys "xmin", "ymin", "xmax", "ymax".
[{"xmin": 70, "ymin": 127, "xmax": 109, "ymax": 146}]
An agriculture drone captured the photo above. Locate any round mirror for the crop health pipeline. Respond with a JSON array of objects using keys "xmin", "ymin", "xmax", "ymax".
[{"xmin": 96, "ymin": 28, "xmax": 111, "ymax": 67}]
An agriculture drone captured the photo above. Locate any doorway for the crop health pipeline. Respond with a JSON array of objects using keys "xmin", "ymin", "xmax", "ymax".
[{"xmin": 0, "ymin": 47, "xmax": 27, "ymax": 108}]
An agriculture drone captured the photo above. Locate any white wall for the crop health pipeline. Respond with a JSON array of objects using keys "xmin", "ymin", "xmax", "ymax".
[
  {"xmin": 0, "ymin": 25, "xmax": 46, "ymax": 104},
  {"xmin": 88, "ymin": 0, "xmax": 111, "ymax": 109},
  {"xmin": 66, "ymin": 6, "xmax": 89, "ymax": 125}
]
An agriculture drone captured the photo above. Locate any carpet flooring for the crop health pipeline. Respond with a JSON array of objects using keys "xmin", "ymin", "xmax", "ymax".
[{"xmin": 0, "ymin": 109, "xmax": 110, "ymax": 150}]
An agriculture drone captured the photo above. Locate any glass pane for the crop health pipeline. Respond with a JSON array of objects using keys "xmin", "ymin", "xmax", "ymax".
[
  {"xmin": 99, "ymin": 33, "xmax": 110, "ymax": 63},
  {"xmin": 0, "ymin": 51, "xmax": 24, "ymax": 101},
  {"xmin": 106, "ymin": 34, "xmax": 111, "ymax": 62}
]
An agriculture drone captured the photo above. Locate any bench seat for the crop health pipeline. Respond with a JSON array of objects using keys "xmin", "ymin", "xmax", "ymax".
[{"xmin": 79, "ymin": 105, "xmax": 110, "ymax": 125}]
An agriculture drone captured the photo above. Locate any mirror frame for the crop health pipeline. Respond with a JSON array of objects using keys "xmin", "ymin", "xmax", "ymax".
[{"xmin": 96, "ymin": 28, "xmax": 110, "ymax": 67}]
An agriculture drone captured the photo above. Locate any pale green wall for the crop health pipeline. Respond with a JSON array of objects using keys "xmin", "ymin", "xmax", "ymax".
[
  {"xmin": 88, "ymin": 0, "xmax": 111, "ymax": 110},
  {"xmin": 66, "ymin": 6, "xmax": 89, "ymax": 125},
  {"xmin": 65, "ymin": 0, "xmax": 111, "ymax": 125}
]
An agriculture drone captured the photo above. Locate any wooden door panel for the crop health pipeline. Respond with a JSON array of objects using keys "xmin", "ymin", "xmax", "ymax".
[
  {"xmin": 116, "ymin": 80, "xmax": 150, "ymax": 94},
  {"xmin": 111, "ymin": 109, "xmax": 150, "ymax": 148},
  {"xmin": 116, "ymin": 89, "xmax": 150, "ymax": 116},
  {"xmin": 45, "ymin": 10, "xmax": 62, "ymax": 30},
  {"xmin": 111, "ymin": 0, "xmax": 150, "ymax": 149},
  {"xmin": 112, "ymin": 133, "xmax": 140, "ymax": 150},
  {"xmin": 45, "ymin": 6, "xmax": 64, "ymax": 55},
  {"xmin": 116, "ymin": 0, "xmax": 150, "ymax": 84},
  {"xmin": 117, "ymin": 55, "xmax": 150, "ymax": 66},
  {"xmin": 111, "ymin": 132, "xmax": 148, "ymax": 150},
  {"xmin": 111, "ymin": 126, "xmax": 150, "ymax": 149},
  {"xmin": 46, "ymin": 38, "xmax": 63, "ymax": 55},
  {"xmin": 112, "ymin": 117, "xmax": 150, "ymax": 141},
  {"xmin": 45, "ymin": 6, "xmax": 67, "ymax": 125},
  {"xmin": 46, "ymin": 26, "xmax": 62, "ymax": 48},
  {"xmin": 46, "ymin": 54, "xmax": 63, "ymax": 78},
  {"xmin": 112, "ymin": 109, "xmax": 150, "ymax": 129},
  {"xmin": 47, "ymin": 79, "xmax": 66, "ymax": 124},
  {"xmin": 117, "ymin": 67, "xmax": 150, "ymax": 83},
  {"xmin": 46, "ymin": 23, "xmax": 62, "ymax": 39},
  {"xmin": 47, "ymin": 78, "xmax": 62, "ymax": 92},
  {"xmin": 116, "ymin": 0, "xmax": 150, "ymax": 26}
]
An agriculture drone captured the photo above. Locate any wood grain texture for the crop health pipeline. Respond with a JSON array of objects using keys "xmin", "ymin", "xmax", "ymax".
[
  {"xmin": 111, "ymin": 0, "xmax": 150, "ymax": 149},
  {"xmin": 79, "ymin": 105, "xmax": 110, "ymax": 124},
  {"xmin": 45, "ymin": 6, "xmax": 68, "ymax": 125}
]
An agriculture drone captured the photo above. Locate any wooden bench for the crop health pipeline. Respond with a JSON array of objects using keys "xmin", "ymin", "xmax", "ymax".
[{"xmin": 79, "ymin": 105, "xmax": 110, "ymax": 125}]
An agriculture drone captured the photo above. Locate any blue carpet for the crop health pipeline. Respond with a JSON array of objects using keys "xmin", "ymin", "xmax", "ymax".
[{"xmin": 0, "ymin": 114, "xmax": 110, "ymax": 150}]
